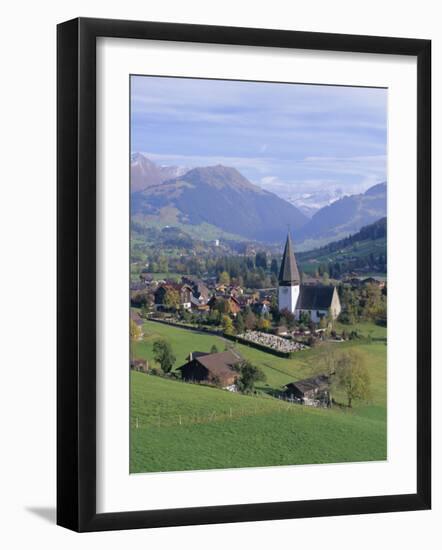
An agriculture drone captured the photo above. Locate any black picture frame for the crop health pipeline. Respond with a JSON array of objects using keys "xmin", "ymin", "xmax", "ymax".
[{"xmin": 57, "ymin": 17, "xmax": 431, "ymax": 532}]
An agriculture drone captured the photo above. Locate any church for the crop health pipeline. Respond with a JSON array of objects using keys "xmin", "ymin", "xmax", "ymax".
[{"xmin": 278, "ymin": 233, "xmax": 341, "ymax": 323}]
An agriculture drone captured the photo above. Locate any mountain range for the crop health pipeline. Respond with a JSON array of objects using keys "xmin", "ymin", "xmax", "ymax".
[
  {"xmin": 131, "ymin": 154, "xmax": 386, "ymax": 246},
  {"xmin": 296, "ymin": 182, "xmax": 386, "ymax": 246},
  {"xmin": 131, "ymin": 153, "xmax": 189, "ymax": 192}
]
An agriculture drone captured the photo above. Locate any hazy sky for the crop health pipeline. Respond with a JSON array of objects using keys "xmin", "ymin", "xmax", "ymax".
[{"xmin": 131, "ymin": 75, "xmax": 387, "ymax": 202}]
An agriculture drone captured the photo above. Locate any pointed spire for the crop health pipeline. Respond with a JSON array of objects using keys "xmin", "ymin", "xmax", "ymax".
[{"xmin": 278, "ymin": 232, "xmax": 300, "ymax": 285}]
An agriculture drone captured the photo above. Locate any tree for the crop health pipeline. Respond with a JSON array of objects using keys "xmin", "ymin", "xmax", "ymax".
[
  {"xmin": 218, "ymin": 271, "xmax": 231, "ymax": 286},
  {"xmin": 152, "ymin": 339, "xmax": 176, "ymax": 373},
  {"xmin": 270, "ymin": 258, "xmax": 279, "ymax": 277},
  {"xmin": 130, "ymin": 319, "xmax": 142, "ymax": 341},
  {"xmin": 255, "ymin": 251, "xmax": 268, "ymax": 270},
  {"xmin": 334, "ymin": 349, "xmax": 371, "ymax": 407},
  {"xmin": 164, "ymin": 289, "xmax": 180, "ymax": 311},
  {"xmin": 234, "ymin": 360, "xmax": 266, "ymax": 393},
  {"xmin": 208, "ymin": 309, "xmax": 221, "ymax": 326},
  {"xmin": 299, "ymin": 310, "xmax": 310, "ymax": 326},
  {"xmin": 210, "ymin": 344, "xmax": 219, "ymax": 354},
  {"xmin": 234, "ymin": 312, "xmax": 245, "ymax": 334},
  {"xmin": 221, "ymin": 314, "xmax": 234, "ymax": 335},
  {"xmin": 244, "ymin": 310, "xmax": 257, "ymax": 330},
  {"xmin": 157, "ymin": 255, "xmax": 169, "ymax": 273},
  {"xmin": 214, "ymin": 298, "xmax": 230, "ymax": 315},
  {"xmin": 280, "ymin": 308, "xmax": 296, "ymax": 330},
  {"xmin": 257, "ymin": 316, "xmax": 271, "ymax": 332},
  {"xmin": 313, "ymin": 346, "xmax": 338, "ymax": 377}
]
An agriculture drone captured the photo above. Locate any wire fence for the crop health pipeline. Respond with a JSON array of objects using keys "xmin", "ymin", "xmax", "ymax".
[
  {"xmin": 131, "ymin": 399, "xmax": 306, "ymax": 430},
  {"xmin": 130, "ymin": 390, "xmax": 340, "ymax": 430}
]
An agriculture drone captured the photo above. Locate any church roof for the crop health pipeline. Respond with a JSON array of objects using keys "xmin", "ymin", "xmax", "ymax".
[
  {"xmin": 296, "ymin": 285, "xmax": 336, "ymax": 310},
  {"xmin": 278, "ymin": 233, "xmax": 300, "ymax": 285}
]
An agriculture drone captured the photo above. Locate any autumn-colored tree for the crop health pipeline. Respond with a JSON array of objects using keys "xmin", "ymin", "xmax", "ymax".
[
  {"xmin": 164, "ymin": 289, "xmax": 180, "ymax": 311},
  {"xmin": 218, "ymin": 271, "xmax": 231, "ymax": 286},
  {"xmin": 244, "ymin": 310, "xmax": 257, "ymax": 331},
  {"xmin": 257, "ymin": 316, "xmax": 271, "ymax": 332},
  {"xmin": 221, "ymin": 314, "xmax": 234, "ymax": 335},
  {"xmin": 130, "ymin": 319, "xmax": 142, "ymax": 341},
  {"xmin": 214, "ymin": 298, "xmax": 230, "ymax": 315},
  {"xmin": 334, "ymin": 349, "xmax": 372, "ymax": 408}
]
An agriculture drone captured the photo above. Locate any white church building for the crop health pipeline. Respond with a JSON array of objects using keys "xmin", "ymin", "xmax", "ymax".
[{"xmin": 278, "ymin": 233, "xmax": 341, "ymax": 323}]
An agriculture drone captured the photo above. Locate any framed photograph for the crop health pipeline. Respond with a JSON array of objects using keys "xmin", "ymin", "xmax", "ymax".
[{"xmin": 57, "ymin": 17, "xmax": 431, "ymax": 532}]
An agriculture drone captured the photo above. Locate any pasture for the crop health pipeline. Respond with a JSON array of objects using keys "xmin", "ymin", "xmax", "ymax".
[{"xmin": 130, "ymin": 320, "xmax": 387, "ymax": 473}]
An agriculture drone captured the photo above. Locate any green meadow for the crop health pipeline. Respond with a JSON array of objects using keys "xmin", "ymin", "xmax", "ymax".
[{"xmin": 130, "ymin": 320, "xmax": 387, "ymax": 473}]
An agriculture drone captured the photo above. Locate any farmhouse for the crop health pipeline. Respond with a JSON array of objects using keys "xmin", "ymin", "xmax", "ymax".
[
  {"xmin": 154, "ymin": 283, "xmax": 192, "ymax": 310},
  {"xmin": 278, "ymin": 233, "xmax": 341, "ymax": 322},
  {"xmin": 181, "ymin": 276, "xmax": 210, "ymax": 305},
  {"xmin": 177, "ymin": 350, "xmax": 241, "ymax": 388},
  {"xmin": 284, "ymin": 374, "xmax": 330, "ymax": 403}
]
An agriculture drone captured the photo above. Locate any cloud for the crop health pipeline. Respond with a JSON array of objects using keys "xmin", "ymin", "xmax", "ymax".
[{"xmin": 131, "ymin": 76, "xmax": 387, "ymax": 200}]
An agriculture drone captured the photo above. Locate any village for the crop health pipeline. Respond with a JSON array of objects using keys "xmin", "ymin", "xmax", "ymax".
[{"xmin": 131, "ymin": 233, "xmax": 387, "ymax": 408}]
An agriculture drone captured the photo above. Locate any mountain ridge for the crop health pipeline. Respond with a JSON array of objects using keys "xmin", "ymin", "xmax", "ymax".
[
  {"xmin": 130, "ymin": 154, "xmax": 386, "ymax": 246},
  {"xmin": 132, "ymin": 162, "xmax": 309, "ymax": 243}
]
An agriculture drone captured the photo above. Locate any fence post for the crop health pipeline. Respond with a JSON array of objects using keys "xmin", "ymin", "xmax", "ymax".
[
  {"xmin": 229, "ymin": 407, "xmax": 232, "ymax": 419},
  {"xmin": 179, "ymin": 415, "xmax": 181, "ymax": 426}
]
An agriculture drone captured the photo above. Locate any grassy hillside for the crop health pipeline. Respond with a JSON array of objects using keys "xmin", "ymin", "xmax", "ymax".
[
  {"xmin": 131, "ymin": 320, "xmax": 387, "ymax": 473},
  {"xmin": 297, "ymin": 217, "xmax": 387, "ymax": 274},
  {"xmin": 131, "ymin": 373, "xmax": 386, "ymax": 473}
]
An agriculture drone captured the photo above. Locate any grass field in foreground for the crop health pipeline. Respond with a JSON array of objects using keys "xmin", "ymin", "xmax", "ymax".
[
  {"xmin": 130, "ymin": 320, "xmax": 387, "ymax": 473},
  {"xmin": 130, "ymin": 372, "xmax": 386, "ymax": 472}
]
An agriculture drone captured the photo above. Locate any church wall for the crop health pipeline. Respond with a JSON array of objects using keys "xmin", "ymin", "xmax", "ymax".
[
  {"xmin": 278, "ymin": 284, "xmax": 299, "ymax": 314},
  {"xmin": 295, "ymin": 308, "xmax": 327, "ymax": 323}
]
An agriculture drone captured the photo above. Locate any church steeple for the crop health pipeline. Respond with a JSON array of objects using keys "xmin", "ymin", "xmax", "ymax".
[{"xmin": 278, "ymin": 232, "xmax": 300, "ymax": 286}]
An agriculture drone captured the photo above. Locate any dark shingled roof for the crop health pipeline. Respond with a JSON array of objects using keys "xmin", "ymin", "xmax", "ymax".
[
  {"xmin": 296, "ymin": 285, "xmax": 336, "ymax": 310},
  {"xmin": 278, "ymin": 233, "xmax": 300, "ymax": 285},
  {"xmin": 178, "ymin": 350, "xmax": 242, "ymax": 385},
  {"xmin": 285, "ymin": 374, "xmax": 330, "ymax": 394},
  {"xmin": 196, "ymin": 350, "xmax": 242, "ymax": 376},
  {"xmin": 178, "ymin": 350, "xmax": 241, "ymax": 380}
]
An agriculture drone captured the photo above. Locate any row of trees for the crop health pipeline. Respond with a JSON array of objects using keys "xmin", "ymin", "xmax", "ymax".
[
  {"xmin": 306, "ymin": 253, "xmax": 387, "ymax": 280},
  {"xmin": 338, "ymin": 283, "xmax": 387, "ymax": 325}
]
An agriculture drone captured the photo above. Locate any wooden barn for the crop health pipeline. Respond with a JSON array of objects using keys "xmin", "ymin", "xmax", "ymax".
[
  {"xmin": 284, "ymin": 374, "xmax": 330, "ymax": 403},
  {"xmin": 177, "ymin": 350, "xmax": 241, "ymax": 388}
]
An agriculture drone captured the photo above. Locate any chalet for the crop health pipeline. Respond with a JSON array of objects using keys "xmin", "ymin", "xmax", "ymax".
[
  {"xmin": 177, "ymin": 350, "xmax": 241, "ymax": 389},
  {"xmin": 278, "ymin": 233, "xmax": 341, "ymax": 322},
  {"xmin": 284, "ymin": 374, "xmax": 330, "ymax": 403},
  {"xmin": 181, "ymin": 277, "xmax": 209, "ymax": 306},
  {"xmin": 154, "ymin": 283, "xmax": 192, "ymax": 310}
]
